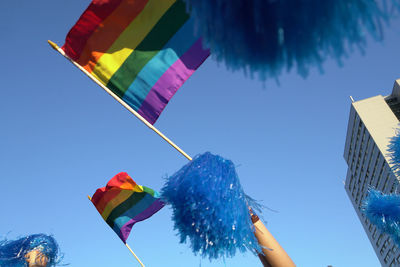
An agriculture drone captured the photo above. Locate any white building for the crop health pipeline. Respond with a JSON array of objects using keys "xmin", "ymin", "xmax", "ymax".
[{"xmin": 344, "ymin": 80, "xmax": 400, "ymax": 267}]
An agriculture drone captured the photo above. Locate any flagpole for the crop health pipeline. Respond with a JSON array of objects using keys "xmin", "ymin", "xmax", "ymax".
[
  {"xmin": 125, "ymin": 243, "xmax": 145, "ymax": 267},
  {"xmin": 48, "ymin": 40, "xmax": 192, "ymax": 161},
  {"xmin": 87, "ymin": 196, "xmax": 145, "ymax": 267}
]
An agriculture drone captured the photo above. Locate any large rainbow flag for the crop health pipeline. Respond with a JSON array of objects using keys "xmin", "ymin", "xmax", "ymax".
[
  {"xmin": 91, "ymin": 172, "xmax": 165, "ymax": 243},
  {"xmin": 62, "ymin": 0, "xmax": 210, "ymax": 124}
]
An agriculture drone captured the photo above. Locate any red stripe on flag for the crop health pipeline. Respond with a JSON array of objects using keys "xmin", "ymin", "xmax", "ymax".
[
  {"xmin": 62, "ymin": 0, "xmax": 124, "ymax": 60},
  {"xmin": 92, "ymin": 188, "xmax": 122, "ymax": 214},
  {"xmin": 91, "ymin": 172, "xmax": 136, "ymax": 210},
  {"xmin": 106, "ymin": 172, "xmax": 136, "ymax": 190},
  {"xmin": 77, "ymin": 0, "xmax": 149, "ymax": 72},
  {"xmin": 91, "ymin": 187, "xmax": 106, "ymax": 205}
]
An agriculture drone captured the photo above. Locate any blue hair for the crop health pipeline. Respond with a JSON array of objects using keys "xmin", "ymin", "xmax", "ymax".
[{"xmin": 0, "ymin": 234, "xmax": 61, "ymax": 267}]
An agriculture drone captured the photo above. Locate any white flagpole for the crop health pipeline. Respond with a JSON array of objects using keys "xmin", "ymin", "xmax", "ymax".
[
  {"xmin": 48, "ymin": 40, "xmax": 192, "ymax": 161},
  {"xmin": 87, "ymin": 196, "xmax": 145, "ymax": 267}
]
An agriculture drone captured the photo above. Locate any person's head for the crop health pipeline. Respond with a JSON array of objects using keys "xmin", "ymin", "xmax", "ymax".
[
  {"xmin": 0, "ymin": 234, "xmax": 60, "ymax": 267},
  {"xmin": 25, "ymin": 249, "xmax": 48, "ymax": 267}
]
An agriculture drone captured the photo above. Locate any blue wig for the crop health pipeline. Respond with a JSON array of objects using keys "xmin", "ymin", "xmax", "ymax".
[
  {"xmin": 388, "ymin": 127, "xmax": 400, "ymax": 177},
  {"xmin": 0, "ymin": 234, "xmax": 61, "ymax": 267},
  {"xmin": 183, "ymin": 0, "xmax": 399, "ymax": 80},
  {"xmin": 363, "ymin": 189, "xmax": 400, "ymax": 246},
  {"xmin": 161, "ymin": 152, "xmax": 262, "ymax": 260}
]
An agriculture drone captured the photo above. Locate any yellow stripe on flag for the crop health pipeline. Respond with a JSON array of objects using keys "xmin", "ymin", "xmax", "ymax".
[
  {"xmin": 101, "ymin": 190, "xmax": 133, "ymax": 220},
  {"xmin": 91, "ymin": 0, "xmax": 176, "ymax": 84},
  {"xmin": 101, "ymin": 184, "xmax": 144, "ymax": 220}
]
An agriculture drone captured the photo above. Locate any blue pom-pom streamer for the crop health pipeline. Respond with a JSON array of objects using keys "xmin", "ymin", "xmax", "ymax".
[
  {"xmin": 0, "ymin": 234, "xmax": 61, "ymax": 267},
  {"xmin": 183, "ymin": 0, "xmax": 399, "ymax": 80},
  {"xmin": 388, "ymin": 128, "xmax": 400, "ymax": 176},
  {"xmin": 363, "ymin": 189, "xmax": 400, "ymax": 246},
  {"xmin": 161, "ymin": 152, "xmax": 261, "ymax": 260}
]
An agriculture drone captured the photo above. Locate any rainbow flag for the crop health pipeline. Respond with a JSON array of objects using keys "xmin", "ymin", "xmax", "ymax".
[
  {"xmin": 91, "ymin": 172, "xmax": 165, "ymax": 243},
  {"xmin": 62, "ymin": 0, "xmax": 210, "ymax": 124}
]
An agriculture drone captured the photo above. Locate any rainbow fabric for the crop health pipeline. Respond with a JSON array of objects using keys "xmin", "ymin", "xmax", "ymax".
[
  {"xmin": 62, "ymin": 0, "xmax": 210, "ymax": 124},
  {"xmin": 91, "ymin": 172, "xmax": 165, "ymax": 243}
]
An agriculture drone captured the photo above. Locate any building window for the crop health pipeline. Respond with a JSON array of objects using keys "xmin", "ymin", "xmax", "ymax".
[
  {"xmin": 381, "ymin": 238, "xmax": 390, "ymax": 256},
  {"xmin": 375, "ymin": 162, "xmax": 386, "ymax": 188},
  {"xmin": 348, "ymin": 175, "xmax": 354, "ymax": 191},
  {"xmin": 356, "ymin": 162, "xmax": 360, "ymax": 172},
  {"xmin": 377, "ymin": 234, "xmax": 384, "ymax": 247},
  {"xmin": 385, "ymin": 251, "xmax": 392, "ymax": 263},
  {"xmin": 370, "ymin": 155, "xmax": 380, "ymax": 185},
  {"xmin": 355, "ymin": 190, "xmax": 361, "ymax": 204},
  {"xmin": 385, "ymin": 244, "xmax": 396, "ymax": 264},
  {"xmin": 350, "ymin": 112, "xmax": 357, "ymax": 138},
  {"xmin": 361, "ymin": 129, "xmax": 366, "ymax": 144},
  {"xmin": 366, "ymin": 135, "xmax": 371, "ymax": 151},
  {"xmin": 366, "ymin": 146, "xmax": 374, "ymax": 180},
  {"xmin": 383, "ymin": 174, "xmax": 391, "ymax": 192},
  {"xmin": 385, "ymin": 238, "xmax": 391, "ymax": 248},
  {"xmin": 391, "ymin": 182, "xmax": 397, "ymax": 194},
  {"xmin": 361, "ymin": 177, "xmax": 368, "ymax": 198},
  {"xmin": 376, "ymin": 172, "xmax": 383, "ymax": 188},
  {"xmin": 392, "ymin": 244, "xmax": 398, "ymax": 254},
  {"xmin": 372, "ymin": 228, "xmax": 378, "ymax": 239}
]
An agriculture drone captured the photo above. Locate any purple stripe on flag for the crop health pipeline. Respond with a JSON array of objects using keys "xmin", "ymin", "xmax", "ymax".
[
  {"xmin": 119, "ymin": 199, "xmax": 165, "ymax": 242},
  {"xmin": 137, "ymin": 38, "xmax": 210, "ymax": 124}
]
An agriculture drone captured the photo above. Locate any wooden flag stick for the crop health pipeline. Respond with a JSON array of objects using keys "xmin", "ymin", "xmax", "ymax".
[
  {"xmin": 125, "ymin": 243, "xmax": 145, "ymax": 267},
  {"xmin": 87, "ymin": 196, "xmax": 145, "ymax": 267},
  {"xmin": 48, "ymin": 40, "xmax": 192, "ymax": 161}
]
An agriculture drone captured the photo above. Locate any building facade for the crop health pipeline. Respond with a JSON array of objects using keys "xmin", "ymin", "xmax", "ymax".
[{"xmin": 344, "ymin": 80, "xmax": 400, "ymax": 267}]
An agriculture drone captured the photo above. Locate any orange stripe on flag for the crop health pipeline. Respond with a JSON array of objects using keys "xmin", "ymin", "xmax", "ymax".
[
  {"xmin": 94, "ymin": 188, "xmax": 121, "ymax": 214},
  {"xmin": 101, "ymin": 190, "xmax": 133, "ymax": 220},
  {"xmin": 77, "ymin": 0, "xmax": 149, "ymax": 73}
]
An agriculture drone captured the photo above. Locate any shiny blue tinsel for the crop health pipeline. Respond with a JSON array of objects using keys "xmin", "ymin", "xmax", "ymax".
[
  {"xmin": 183, "ymin": 0, "xmax": 399, "ymax": 80},
  {"xmin": 0, "ymin": 234, "xmax": 61, "ymax": 267},
  {"xmin": 161, "ymin": 152, "xmax": 261, "ymax": 260},
  {"xmin": 388, "ymin": 128, "xmax": 400, "ymax": 176},
  {"xmin": 363, "ymin": 190, "xmax": 400, "ymax": 246}
]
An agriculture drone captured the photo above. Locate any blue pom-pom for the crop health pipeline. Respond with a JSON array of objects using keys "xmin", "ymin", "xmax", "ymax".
[
  {"xmin": 388, "ymin": 128, "xmax": 400, "ymax": 176},
  {"xmin": 363, "ymin": 190, "xmax": 400, "ymax": 246},
  {"xmin": 161, "ymin": 152, "xmax": 261, "ymax": 259},
  {"xmin": 183, "ymin": 0, "xmax": 398, "ymax": 80},
  {"xmin": 0, "ymin": 234, "xmax": 61, "ymax": 267}
]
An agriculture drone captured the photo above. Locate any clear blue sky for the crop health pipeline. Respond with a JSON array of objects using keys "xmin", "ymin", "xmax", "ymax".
[{"xmin": 1, "ymin": 1, "xmax": 400, "ymax": 266}]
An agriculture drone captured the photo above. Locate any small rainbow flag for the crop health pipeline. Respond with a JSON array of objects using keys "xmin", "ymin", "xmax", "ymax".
[
  {"xmin": 91, "ymin": 172, "xmax": 165, "ymax": 243},
  {"xmin": 62, "ymin": 0, "xmax": 210, "ymax": 124}
]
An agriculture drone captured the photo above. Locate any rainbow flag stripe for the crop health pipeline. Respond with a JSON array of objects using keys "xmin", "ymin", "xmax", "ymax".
[
  {"xmin": 62, "ymin": 0, "xmax": 209, "ymax": 124},
  {"xmin": 91, "ymin": 172, "xmax": 165, "ymax": 243}
]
